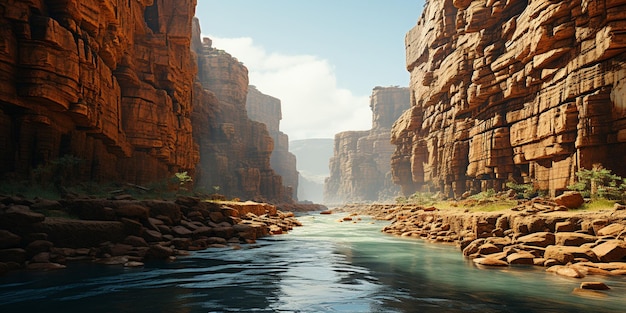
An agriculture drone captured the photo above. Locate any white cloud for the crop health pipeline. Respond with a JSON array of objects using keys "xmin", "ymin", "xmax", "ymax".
[{"xmin": 206, "ymin": 35, "xmax": 372, "ymax": 140}]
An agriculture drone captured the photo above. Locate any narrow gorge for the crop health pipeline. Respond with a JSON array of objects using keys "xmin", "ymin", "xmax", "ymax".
[{"xmin": 325, "ymin": 87, "xmax": 410, "ymax": 203}]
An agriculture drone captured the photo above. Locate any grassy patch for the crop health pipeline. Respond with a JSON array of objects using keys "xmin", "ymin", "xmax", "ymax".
[{"xmin": 575, "ymin": 198, "xmax": 617, "ymax": 212}]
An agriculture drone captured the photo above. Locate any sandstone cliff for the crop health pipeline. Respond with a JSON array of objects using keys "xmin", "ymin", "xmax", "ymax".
[
  {"xmin": 0, "ymin": 0, "xmax": 198, "ymax": 183},
  {"xmin": 325, "ymin": 87, "xmax": 410, "ymax": 203},
  {"xmin": 246, "ymin": 86, "xmax": 298, "ymax": 200},
  {"xmin": 191, "ymin": 25, "xmax": 289, "ymax": 203},
  {"xmin": 393, "ymin": 0, "xmax": 626, "ymax": 198}
]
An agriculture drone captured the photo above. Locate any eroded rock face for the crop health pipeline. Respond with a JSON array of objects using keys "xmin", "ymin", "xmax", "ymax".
[
  {"xmin": 325, "ymin": 87, "xmax": 410, "ymax": 203},
  {"xmin": 0, "ymin": 0, "xmax": 199, "ymax": 183},
  {"xmin": 393, "ymin": 0, "xmax": 626, "ymax": 198},
  {"xmin": 246, "ymin": 86, "xmax": 299, "ymax": 200},
  {"xmin": 191, "ymin": 22, "xmax": 288, "ymax": 203}
]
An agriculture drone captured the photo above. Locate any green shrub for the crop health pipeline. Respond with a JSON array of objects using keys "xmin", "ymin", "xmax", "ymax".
[
  {"xmin": 468, "ymin": 188, "xmax": 496, "ymax": 200},
  {"xmin": 505, "ymin": 181, "xmax": 537, "ymax": 199},
  {"xmin": 568, "ymin": 164, "xmax": 626, "ymax": 201}
]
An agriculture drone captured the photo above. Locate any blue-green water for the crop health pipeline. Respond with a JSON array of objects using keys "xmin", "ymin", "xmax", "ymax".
[{"xmin": 1, "ymin": 213, "xmax": 626, "ymax": 312}]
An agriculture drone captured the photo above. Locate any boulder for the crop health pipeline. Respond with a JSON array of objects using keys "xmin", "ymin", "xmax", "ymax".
[
  {"xmin": 145, "ymin": 244, "xmax": 174, "ymax": 259},
  {"xmin": 114, "ymin": 204, "xmax": 149, "ymax": 220},
  {"xmin": 2, "ymin": 205, "xmax": 45, "ymax": 225},
  {"xmin": 25, "ymin": 240, "xmax": 54, "ymax": 257},
  {"xmin": 26, "ymin": 262, "xmax": 66, "ymax": 271},
  {"xmin": 596, "ymin": 223, "xmax": 625, "ymax": 237},
  {"xmin": 31, "ymin": 199, "xmax": 63, "ymax": 211},
  {"xmin": 123, "ymin": 235, "xmax": 148, "ymax": 247},
  {"xmin": 507, "ymin": 252, "xmax": 535, "ymax": 265},
  {"xmin": 120, "ymin": 218, "xmax": 144, "ymax": 236},
  {"xmin": 544, "ymin": 245, "xmax": 598, "ymax": 264},
  {"xmin": 554, "ymin": 192, "xmax": 584, "ymax": 209},
  {"xmin": 462, "ymin": 238, "xmax": 485, "ymax": 256},
  {"xmin": 478, "ymin": 243, "xmax": 501, "ymax": 255},
  {"xmin": 547, "ymin": 265, "xmax": 585, "ymax": 278},
  {"xmin": 516, "ymin": 232, "xmax": 555, "ymax": 247},
  {"xmin": 142, "ymin": 229, "xmax": 163, "ymax": 242},
  {"xmin": 580, "ymin": 282, "xmax": 610, "ymax": 290},
  {"xmin": 143, "ymin": 201, "xmax": 182, "ymax": 224},
  {"xmin": 30, "ymin": 252, "xmax": 51, "ymax": 263},
  {"xmin": 555, "ymin": 221, "xmax": 577, "ymax": 232},
  {"xmin": 0, "ymin": 230, "xmax": 21, "ymax": 249},
  {"xmin": 212, "ymin": 226, "xmax": 235, "ymax": 239},
  {"xmin": 192, "ymin": 226, "xmax": 214, "ymax": 237},
  {"xmin": 473, "ymin": 257, "xmax": 508, "ymax": 267},
  {"xmin": 171, "ymin": 226, "xmax": 193, "ymax": 237},
  {"xmin": 592, "ymin": 240, "xmax": 626, "ymax": 262},
  {"xmin": 555, "ymin": 232, "xmax": 596, "ymax": 246},
  {"xmin": 209, "ymin": 211, "xmax": 226, "ymax": 223}
]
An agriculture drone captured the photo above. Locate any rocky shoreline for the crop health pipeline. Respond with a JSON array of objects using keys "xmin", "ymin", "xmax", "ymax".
[
  {"xmin": 0, "ymin": 195, "xmax": 322, "ymax": 275},
  {"xmin": 335, "ymin": 198, "xmax": 626, "ymax": 293}
]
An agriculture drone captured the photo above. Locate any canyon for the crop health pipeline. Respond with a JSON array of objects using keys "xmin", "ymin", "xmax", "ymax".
[
  {"xmin": 246, "ymin": 85, "xmax": 299, "ymax": 201},
  {"xmin": 392, "ymin": 0, "xmax": 626, "ymax": 198},
  {"xmin": 325, "ymin": 87, "xmax": 410, "ymax": 203},
  {"xmin": 0, "ymin": 0, "xmax": 292, "ymax": 203}
]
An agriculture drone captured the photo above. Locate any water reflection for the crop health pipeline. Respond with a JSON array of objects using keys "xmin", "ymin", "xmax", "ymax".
[{"xmin": 1, "ymin": 214, "xmax": 626, "ymax": 312}]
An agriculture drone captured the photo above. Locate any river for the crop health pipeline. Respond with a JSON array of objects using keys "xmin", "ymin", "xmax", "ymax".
[{"xmin": 1, "ymin": 213, "xmax": 625, "ymax": 312}]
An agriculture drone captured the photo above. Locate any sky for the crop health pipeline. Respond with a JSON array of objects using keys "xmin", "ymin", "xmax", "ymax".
[{"xmin": 195, "ymin": 1, "xmax": 424, "ymax": 140}]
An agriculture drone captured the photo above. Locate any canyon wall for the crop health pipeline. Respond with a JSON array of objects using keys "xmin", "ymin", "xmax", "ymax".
[
  {"xmin": 191, "ymin": 30, "xmax": 289, "ymax": 203},
  {"xmin": 325, "ymin": 87, "xmax": 410, "ymax": 203},
  {"xmin": 0, "ymin": 0, "xmax": 198, "ymax": 183},
  {"xmin": 246, "ymin": 86, "xmax": 298, "ymax": 200},
  {"xmin": 392, "ymin": 0, "xmax": 626, "ymax": 198},
  {"xmin": 0, "ymin": 1, "xmax": 292, "ymax": 203}
]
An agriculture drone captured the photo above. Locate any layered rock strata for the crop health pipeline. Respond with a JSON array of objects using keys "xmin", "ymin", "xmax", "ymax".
[
  {"xmin": 393, "ymin": 0, "xmax": 626, "ymax": 198},
  {"xmin": 191, "ymin": 28, "xmax": 289, "ymax": 203},
  {"xmin": 0, "ymin": 194, "xmax": 301, "ymax": 274},
  {"xmin": 325, "ymin": 87, "xmax": 410, "ymax": 203},
  {"xmin": 246, "ymin": 86, "xmax": 299, "ymax": 200},
  {"xmin": 0, "ymin": 0, "xmax": 199, "ymax": 183}
]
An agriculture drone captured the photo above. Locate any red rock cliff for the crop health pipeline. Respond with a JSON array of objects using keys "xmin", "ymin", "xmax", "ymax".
[
  {"xmin": 246, "ymin": 86, "xmax": 299, "ymax": 200},
  {"xmin": 325, "ymin": 87, "xmax": 410, "ymax": 203},
  {"xmin": 191, "ymin": 22, "xmax": 289, "ymax": 203},
  {"xmin": 393, "ymin": 0, "xmax": 626, "ymax": 198},
  {"xmin": 0, "ymin": 0, "xmax": 198, "ymax": 183}
]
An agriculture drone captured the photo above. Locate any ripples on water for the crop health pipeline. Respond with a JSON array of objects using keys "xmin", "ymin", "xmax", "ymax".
[{"xmin": 1, "ymin": 213, "xmax": 626, "ymax": 312}]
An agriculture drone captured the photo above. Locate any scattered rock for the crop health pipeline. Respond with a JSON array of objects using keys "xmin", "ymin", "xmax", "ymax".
[
  {"xmin": 3, "ymin": 205, "xmax": 45, "ymax": 225},
  {"xmin": 544, "ymin": 245, "xmax": 597, "ymax": 264},
  {"xmin": 26, "ymin": 262, "xmax": 66, "ymax": 271},
  {"xmin": 0, "ymin": 230, "xmax": 21, "ymax": 249},
  {"xmin": 547, "ymin": 265, "xmax": 585, "ymax": 278},
  {"xmin": 507, "ymin": 252, "xmax": 535, "ymax": 265},
  {"xmin": 592, "ymin": 240, "xmax": 626, "ymax": 262},
  {"xmin": 515, "ymin": 232, "xmax": 555, "ymax": 247},
  {"xmin": 596, "ymin": 223, "xmax": 625, "ymax": 237},
  {"xmin": 554, "ymin": 192, "xmax": 584, "ymax": 209},
  {"xmin": 473, "ymin": 257, "xmax": 508, "ymax": 267},
  {"xmin": 555, "ymin": 232, "xmax": 596, "ymax": 246},
  {"xmin": 123, "ymin": 236, "xmax": 149, "ymax": 247},
  {"xmin": 580, "ymin": 282, "xmax": 610, "ymax": 290}
]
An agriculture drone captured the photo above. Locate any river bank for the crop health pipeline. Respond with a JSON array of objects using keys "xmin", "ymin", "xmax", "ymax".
[
  {"xmin": 0, "ymin": 194, "xmax": 323, "ymax": 275},
  {"xmin": 334, "ymin": 199, "xmax": 626, "ymax": 291}
]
